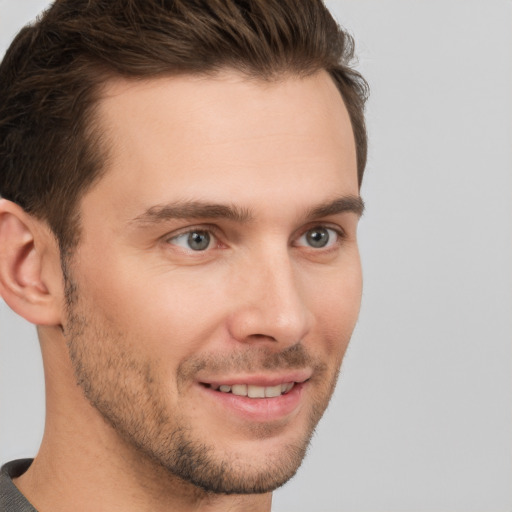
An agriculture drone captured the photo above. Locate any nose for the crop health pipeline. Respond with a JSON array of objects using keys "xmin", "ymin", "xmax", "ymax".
[{"xmin": 227, "ymin": 248, "xmax": 314, "ymax": 348}]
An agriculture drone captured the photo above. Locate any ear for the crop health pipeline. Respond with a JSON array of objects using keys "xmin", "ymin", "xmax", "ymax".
[{"xmin": 0, "ymin": 199, "xmax": 63, "ymax": 326}]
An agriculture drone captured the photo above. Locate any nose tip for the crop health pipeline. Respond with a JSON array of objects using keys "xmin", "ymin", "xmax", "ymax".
[{"xmin": 227, "ymin": 260, "xmax": 313, "ymax": 348}]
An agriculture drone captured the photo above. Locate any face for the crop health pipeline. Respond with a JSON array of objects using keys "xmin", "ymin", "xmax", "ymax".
[{"xmin": 63, "ymin": 70, "xmax": 363, "ymax": 494}]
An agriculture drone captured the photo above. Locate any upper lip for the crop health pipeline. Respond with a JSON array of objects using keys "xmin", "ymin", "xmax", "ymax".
[{"xmin": 199, "ymin": 369, "xmax": 313, "ymax": 388}]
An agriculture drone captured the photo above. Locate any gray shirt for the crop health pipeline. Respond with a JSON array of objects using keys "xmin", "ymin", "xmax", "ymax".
[{"xmin": 0, "ymin": 460, "xmax": 37, "ymax": 511}]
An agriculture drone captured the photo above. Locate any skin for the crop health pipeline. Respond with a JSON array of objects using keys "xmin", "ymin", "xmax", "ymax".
[{"xmin": 0, "ymin": 69, "xmax": 362, "ymax": 511}]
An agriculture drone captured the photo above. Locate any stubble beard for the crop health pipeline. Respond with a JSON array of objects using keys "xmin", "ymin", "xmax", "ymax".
[{"xmin": 62, "ymin": 272, "xmax": 343, "ymax": 495}]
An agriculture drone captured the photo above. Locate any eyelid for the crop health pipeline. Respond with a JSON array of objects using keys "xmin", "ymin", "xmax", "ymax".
[
  {"xmin": 164, "ymin": 224, "xmax": 223, "ymax": 250},
  {"xmin": 162, "ymin": 221, "xmax": 346, "ymax": 252},
  {"xmin": 293, "ymin": 223, "xmax": 346, "ymax": 249}
]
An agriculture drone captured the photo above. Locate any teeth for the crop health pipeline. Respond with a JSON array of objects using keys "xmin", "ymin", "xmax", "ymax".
[
  {"xmin": 282, "ymin": 382, "xmax": 294, "ymax": 393},
  {"xmin": 213, "ymin": 382, "xmax": 295, "ymax": 398},
  {"xmin": 247, "ymin": 385, "xmax": 265, "ymax": 398},
  {"xmin": 231, "ymin": 384, "xmax": 248, "ymax": 396},
  {"xmin": 265, "ymin": 385, "xmax": 282, "ymax": 398}
]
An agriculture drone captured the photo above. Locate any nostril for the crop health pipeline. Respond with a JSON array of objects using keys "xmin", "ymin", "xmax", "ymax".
[{"xmin": 247, "ymin": 333, "xmax": 277, "ymax": 342}]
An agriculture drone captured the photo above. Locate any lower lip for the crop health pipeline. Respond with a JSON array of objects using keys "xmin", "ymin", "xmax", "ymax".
[{"xmin": 199, "ymin": 382, "xmax": 306, "ymax": 423}]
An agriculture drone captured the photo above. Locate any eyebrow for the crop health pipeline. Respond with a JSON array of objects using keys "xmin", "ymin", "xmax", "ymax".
[
  {"xmin": 130, "ymin": 195, "xmax": 364, "ymax": 226},
  {"xmin": 306, "ymin": 195, "xmax": 365, "ymax": 219},
  {"xmin": 131, "ymin": 200, "xmax": 252, "ymax": 225}
]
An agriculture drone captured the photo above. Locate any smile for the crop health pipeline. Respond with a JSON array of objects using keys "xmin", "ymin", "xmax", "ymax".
[
  {"xmin": 198, "ymin": 375, "xmax": 311, "ymax": 422},
  {"xmin": 206, "ymin": 382, "xmax": 295, "ymax": 398}
]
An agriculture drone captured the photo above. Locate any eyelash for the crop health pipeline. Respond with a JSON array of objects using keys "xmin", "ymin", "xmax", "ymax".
[
  {"xmin": 164, "ymin": 224, "xmax": 223, "ymax": 252},
  {"xmin": 164, "ymin": 224, "xmax": 346, "ymax": 253},
  {"xmin": 294, "ymin": 226, "xmax": 345, "ymax": 250}
]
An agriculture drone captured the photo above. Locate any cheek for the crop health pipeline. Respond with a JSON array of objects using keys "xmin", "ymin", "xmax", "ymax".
[
  {"xmin": 76, "ymin": 240, "xmax": 362, "ymax": 367},
  {"xmin": 77, "ymin": 257, "xmax": 230, "ymax": 361},
  {"xmin": 308, "ymin": 262, "xmax": 362, "ymax": 355}
]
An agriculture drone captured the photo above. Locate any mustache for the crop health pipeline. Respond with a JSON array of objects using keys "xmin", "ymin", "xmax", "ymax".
[{"xmin": 177, "ymin": 343, "xmax": 326, "ymax": 383}]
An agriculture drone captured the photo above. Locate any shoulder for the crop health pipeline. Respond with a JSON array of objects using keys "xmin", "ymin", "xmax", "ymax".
[{"xmin": 0, "ymin": 460, "xmax": 37, "ymax": 512}]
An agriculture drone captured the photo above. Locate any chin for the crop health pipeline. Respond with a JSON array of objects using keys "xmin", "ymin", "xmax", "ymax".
[{"xmin": 153, "ymin": 431, "xmax": 312, "ymax": 495}]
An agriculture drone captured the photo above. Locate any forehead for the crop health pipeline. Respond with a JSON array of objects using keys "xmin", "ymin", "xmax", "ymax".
[{"xmin": 86, "ymin": 70, "xmax": 358, "ymax": 221}]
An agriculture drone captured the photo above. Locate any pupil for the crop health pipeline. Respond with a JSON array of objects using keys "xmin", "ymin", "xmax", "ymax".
[
  {"xmin": 307, "ymin": 227, "xmax": 329, "ymax": 248},
  {"xmin": 188, "ymin": 231, "xmax": 210, "ymax": 250}
]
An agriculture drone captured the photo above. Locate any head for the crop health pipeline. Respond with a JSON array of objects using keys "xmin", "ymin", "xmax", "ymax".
[{"xmin": 0, "ymin": 0, "xmax": 368, "ymax": 498}]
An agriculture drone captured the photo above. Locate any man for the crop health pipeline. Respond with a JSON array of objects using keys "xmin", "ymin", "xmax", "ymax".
[{"xmin": 0, "ymin": 0, "xmax": 368, "ymax": 510}]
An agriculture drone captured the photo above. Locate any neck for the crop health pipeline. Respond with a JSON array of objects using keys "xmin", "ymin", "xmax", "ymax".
[
  {"xmin": 15, "ymin": 408, "xmax": 272, "ymax": 512},
  {"xmin": 14, "ymin": 328, "xmax": 272, "ymax": 512}
]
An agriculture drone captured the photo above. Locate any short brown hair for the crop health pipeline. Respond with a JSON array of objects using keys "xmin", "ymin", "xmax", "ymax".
[{"xmin": 0, "ymin": 0, "xmax": 369, "ymax": 254}]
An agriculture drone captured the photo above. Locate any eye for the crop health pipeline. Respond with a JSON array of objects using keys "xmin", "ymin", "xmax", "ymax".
[
  {"xmin": 168, "ymin": 229, "xmax": 214, "ymax": 251},
  {"xmin": 297, "ymin": 226, "xmax": 340, "ymax": 249}
]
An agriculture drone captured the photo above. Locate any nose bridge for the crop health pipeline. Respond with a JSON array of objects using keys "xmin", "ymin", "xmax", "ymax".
[{"xmin": 229, "ymin": 243, "xmax": 313, "ymax": 346}]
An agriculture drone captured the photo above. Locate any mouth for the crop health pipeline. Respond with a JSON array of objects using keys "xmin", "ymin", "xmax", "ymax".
[
  {"xmin": 197, "ymin": 371, "xmax": 312, "ymax": 422},
  {"xmin": 203, "ymin": 382, "xmax": 296, "ymax": 398}
]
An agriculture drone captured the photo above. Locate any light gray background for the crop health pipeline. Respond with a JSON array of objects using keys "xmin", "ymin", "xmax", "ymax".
[{"xmin": 1, "ymin": 1, "xmax": 511, "ymax": 511}]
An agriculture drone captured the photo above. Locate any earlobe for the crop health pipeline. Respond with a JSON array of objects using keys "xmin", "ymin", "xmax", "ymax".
[{"xmin": 0, "ymin": 199, "xmax": 63, "ymax": 326}]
